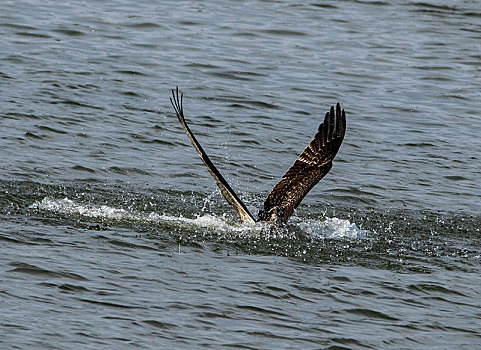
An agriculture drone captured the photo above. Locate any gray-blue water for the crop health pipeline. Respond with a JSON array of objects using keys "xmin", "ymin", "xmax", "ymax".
[{"xmin": 1, "ymin": 1, "xmax": 480, "ymax": 348}]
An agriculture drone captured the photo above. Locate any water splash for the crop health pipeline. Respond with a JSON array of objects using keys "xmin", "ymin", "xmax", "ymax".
[
  {"xmin": 30, "ymin": 197, "xmax": 365, "ymax": 239},
  {"xmin": 29, "ymin": 197, "xmax": 256, "ymax": 234},
  {"xmin": 296, "ymin": 217, "xmax": 368, "ymax": 239},
  {"xmin": 30, "ymin": 197, "xmax": 132, "ymax": 220}
]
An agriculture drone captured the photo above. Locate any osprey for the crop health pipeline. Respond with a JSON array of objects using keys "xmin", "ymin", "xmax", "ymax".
[{"xmin": 170, "ymin": 87, "xmax": 346, "ymax": 224}]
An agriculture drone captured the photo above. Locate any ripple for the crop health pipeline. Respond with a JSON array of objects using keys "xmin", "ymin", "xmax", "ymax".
[
  {"xmin": 58, "ymin": 283, "xmax": 90, "ymax": 293},
  {"xmin": 53, "ymin": 28, "xmax": 86, "ymax": 37},
  {"xmin": 124, "ymin": 22, "xmax": 162, "ymax": 29},
  {"xmin": 72, "ymin": 165, "xmax": 96, "ymax": 173},
  {"xmin": 346, "ymin": 308, "xmax": 399, "ymax": 321},
  {"xmin": 24, "ymin": 132, "xmax": 43, "ymax": 139},
  {"xmin": 50, "ymin": 99, "xmax": 104, "ymax": 110},
  {"xmin": 38, "ymin": 125, "xmax": 68, "ymax": 135},
  {"xmin": 408, "ymin": 283, "xmax": 468, "ymax": 297},
  {"xmin": 143, "ymin": 320, "xmax": 178, "ymax": 329},
  {"xmin": 260, "ymin": 29, "xmax": 307, "ymax": 37},
  {"xmin": 0, "ymin": 71, "xmax": 13, "ymax": 79},
  {"xmin": 8, "ymin": 262, "xmax": 88, "ymax": 281},
  {"xmin": 79, "ymin": 298, "xmax": 135, "ymax": 309},
  {"xmin": 14, "ymin": 31, "xmax": 51, "ymax": 38}
]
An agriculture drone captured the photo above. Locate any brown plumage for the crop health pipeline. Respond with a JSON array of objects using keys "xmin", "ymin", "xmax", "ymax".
[
  {"xmin": 258, "ymin": 103, "xmax": 346, "ymax": 223},
  {"xmin": 170, "ymin": 87, "xmax": 346, "ymax": 224}
]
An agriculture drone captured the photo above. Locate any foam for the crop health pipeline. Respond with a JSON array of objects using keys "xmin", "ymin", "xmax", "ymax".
[
  {"xmin": 30, "ymin": 197, "xmax": 134, "ymax": 220},
  {"xmin": 296, "ymin": 217, "xmax": 367, "ymax": 239},
  {"xmin": 29, "ymin": 197, "xmax": 254, "ymax": 234},
  {"xmin": 30, "ymin": 197, "xmax": 366, "ymax": 239}
]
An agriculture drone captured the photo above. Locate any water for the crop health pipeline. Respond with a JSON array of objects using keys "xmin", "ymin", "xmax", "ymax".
[{"xmin": 1, "ymin": 0, "xmax": 480, "ymax": 348}]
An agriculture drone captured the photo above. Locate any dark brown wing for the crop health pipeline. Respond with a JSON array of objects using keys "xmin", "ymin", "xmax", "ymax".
[
  {"xmin": 258, "ymin": 103, "xmax": 346, "ymax": 223},
  {"xmin": 170, "ymin": 87, "xmax": 256, "ymax": 224}
]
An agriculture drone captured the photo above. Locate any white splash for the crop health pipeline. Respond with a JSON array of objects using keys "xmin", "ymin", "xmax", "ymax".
[
  {"xmin": 29, "ymin": 197, "xmax": 255, "ymax": 234},
  {"xmin": 30, "ymin": 197, "xmax": 366, "ymax": 239},
  {"xmin": 146, "ymin": 212, "xmax": 255, "ymax": 233},
  {"xmin": 30, "ymin": 197, "xmax": 135, "ymax": 220},
  {"xmin": 296, "ymin": 217, "xmax": 367, "ymax": 239}
]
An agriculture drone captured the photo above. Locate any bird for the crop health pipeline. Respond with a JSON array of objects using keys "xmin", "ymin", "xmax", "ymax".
[{"xmin": 170, "ymin": 87, "xmax": 346, "ymax": 224}]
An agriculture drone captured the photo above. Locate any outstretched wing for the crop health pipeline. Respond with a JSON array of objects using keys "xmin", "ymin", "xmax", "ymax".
[
  {"xmin": 170, "ymin": 87, "xmax": 256, "ymax": 224},
  {"xmin": 259, "ymin": 103, "xmax": 346, "ymax": 223}
]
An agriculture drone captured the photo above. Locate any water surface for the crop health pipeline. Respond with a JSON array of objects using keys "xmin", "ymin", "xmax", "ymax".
[{"xmin": 1, "ymin": 0, "xmax": 480, "ymax": 348}]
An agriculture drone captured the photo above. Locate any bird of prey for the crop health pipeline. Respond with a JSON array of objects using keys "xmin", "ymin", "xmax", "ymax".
[{"xmin": 170, "ymin": 87, "xmax": 346, "ymax": 224}]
